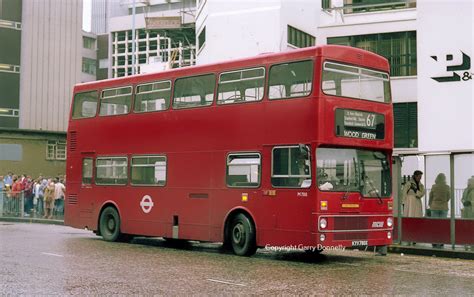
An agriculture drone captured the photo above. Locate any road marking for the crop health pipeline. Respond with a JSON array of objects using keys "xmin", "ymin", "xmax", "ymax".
[
  {"xmin": 338, "ymin": 262, "xmax": 361, "ymax": 267},
  {"xmin": 41, "ymin": 252, "xmax": 64, "ymax": 258},
  {"xmin": 206, "ymin": 279, "xmax": 247, "ymax": 287}
]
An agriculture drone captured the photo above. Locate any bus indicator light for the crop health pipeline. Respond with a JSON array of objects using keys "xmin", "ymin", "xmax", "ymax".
[
  {"xmin": 387, "ymin": 201, "xmax": 393, "ymax": 210},
  {"xmin": 321, "ymin": 201, "xmax": 328, "ymax": 210},
  {"xmin": 242, "ymin": 193, "xmax": 248, "ymax": 202}
]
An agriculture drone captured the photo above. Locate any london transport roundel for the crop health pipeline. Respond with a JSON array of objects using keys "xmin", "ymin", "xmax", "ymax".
[{"xmin": 140, "ymin": 195, "xmax": 154, "ymax": 214}]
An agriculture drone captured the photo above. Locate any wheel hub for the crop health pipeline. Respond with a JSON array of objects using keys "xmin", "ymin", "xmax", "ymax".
[
  {"xmin": 107, "ymin": 217, "xmax": 115, "ymax": 231},
  {"xmin": 232, "ymin": 223, "xmax": 245, "ymax": 245}
]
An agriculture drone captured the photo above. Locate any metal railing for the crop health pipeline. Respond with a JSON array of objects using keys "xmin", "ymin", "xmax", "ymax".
[{"xmin": 0, "ymin": 190, "xmax": 63, "ymax": 219}]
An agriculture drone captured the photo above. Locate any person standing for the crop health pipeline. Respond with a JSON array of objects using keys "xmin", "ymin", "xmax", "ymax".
[
  {"xmin": 3, "ymin": 172, "xmax": 13, "ymax": 187},
  {"xmin": 429, "ymin": 173, "xmax": 451, "ymax": 218},
  {"xmin": 11, "ymin": 175, "xmax": 23, "ymax": 215},
  {"xmin": 43, "ymin": 182, "xmax": 55, "ymax": 219},
  {"xmin": 428, "ymin": 173, "xmax": 451, "ymax": 248},
  {"xmin": 461, "ymin": 176, "xmax": 474, "ymax": 219},
  {"xmin": 402, "ymin": 170, "xmax": 425, "ymax": 218},
  {"xmin": 54, "ymin": 178, "xmax": 66, "ymax": 217},
  {"xmin": 23, "ymin": 176, "xmax": 34, "ymax": 216}
]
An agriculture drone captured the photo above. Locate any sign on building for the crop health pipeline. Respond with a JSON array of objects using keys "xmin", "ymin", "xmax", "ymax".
[{"xmin": 145, "ymin": 16, "xmax": 182, "ymax": 30}]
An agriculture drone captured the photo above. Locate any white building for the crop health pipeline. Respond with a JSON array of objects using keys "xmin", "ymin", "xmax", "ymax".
[
  {"xmin": 92, "ymin": 0, "xmax": 197, "ymax": 79},
  {"xmin": 196, "ymin": 0, "xmax": 473, "ymax": 215}
]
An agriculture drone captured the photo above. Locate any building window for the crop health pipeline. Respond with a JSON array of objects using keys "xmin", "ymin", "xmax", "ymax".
[
  {"xmin": 287, "ymin": 25, "xmax": 315, "ymax": 48},
  {"xmin": 131, "ymin": 156, "xmax": 167, "ymax": 186},
  {"xmin": 46, "ymin": 140, "xmax": 66, "ymax": 160},
  {"xmin": 394, "ymin": 102, "xmax": 418, "ymax": 148},
  {"xmin": 268, "ymin": 60, "xmax": 313, "ymax": 100},
  {"xmin": 0, "ymin": 63, "xmax": 20, "ymax": 74},
  {"xmin": 95, "ymin": 157, "xmax": 128, "ymax": 185},
  {"xmin": 112, "ymin": 28, "xmax": 196, "ymax": 78},
  {"xmin": 82, "ymin": 58, "xmax": 96, "ymax": 75},
  {"xmin": 343, "ymin": 0, "xmax": 416, "ymax": 14},
  {"xmin": 226, "ymin": 153, "xmax": 261, "ymax": 188},
  {"xmin": 198, "ymin": 26, "xmax": 206, "ymax": 51},
  {"xmin": 83, "ymin": 36, "xmax": 96, "ymax": 49},
  {"xmin": 322, "ymin": 0, "xmax": 331, "ymax": 9},
  {"xmin": 218, "ymin": 67, "xmax": 265, "ymax": 104},
  {"xmin": 271, "ymin": 145, "xmax": 311, "ymax": 188},
  {"xmin": 0, "ymin": 108, "xmax": 20, "ymax": 117},
  {"xmin": 0, "ymin": 144, "xmax": 22, "ymax": 161},
  {"xmin": 327, "ymin": 31, "xmax": 417, "ymax": 77}
]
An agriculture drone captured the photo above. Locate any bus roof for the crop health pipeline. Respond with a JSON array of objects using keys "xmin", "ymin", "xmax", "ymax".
[{"xmin": 74, "ymin": 45, "xmax": 389, "ymax": 93}]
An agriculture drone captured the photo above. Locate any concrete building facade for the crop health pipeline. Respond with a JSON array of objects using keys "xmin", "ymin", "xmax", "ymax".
[
  {"xmin": 0, "ymin": 0, "xmax": 86, "ymax": 177},
  {"xmin": 0, "ymin": 0, "xmax": 22, "ymax": 129}
]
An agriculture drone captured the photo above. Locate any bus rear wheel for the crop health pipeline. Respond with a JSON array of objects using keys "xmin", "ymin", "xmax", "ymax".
[
  {"xmin": 99, "ymin": 206, "xmax": 123, "ymax": 242},
  {"xmin": 230, "ymin": 213, "xmax": 257, "ymax": 256}
]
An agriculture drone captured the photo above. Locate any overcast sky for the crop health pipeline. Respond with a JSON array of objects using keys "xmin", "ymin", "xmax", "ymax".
[{"xmin": 83, "ymin": 0, "xmax": 92, "ymax": 32}]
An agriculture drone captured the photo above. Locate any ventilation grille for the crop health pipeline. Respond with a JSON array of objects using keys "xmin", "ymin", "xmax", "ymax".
[
  {"xmin": 333, "ymin": 216, "xmax": 369, "ymax": 231},
  {"xmin": 67, "ymin": 194, "xmax": 78, "ymax": 205},
  {"xmin": 69, "ymin": 131, "xmax": 77, "ymax": 152}
]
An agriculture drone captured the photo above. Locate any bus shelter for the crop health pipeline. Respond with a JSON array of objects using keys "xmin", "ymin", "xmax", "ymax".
[{"xmin": 392, "ymin": 150, "xmax": 474, "ymax": 249}]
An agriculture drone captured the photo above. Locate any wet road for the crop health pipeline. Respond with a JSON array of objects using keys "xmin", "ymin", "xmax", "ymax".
[{"xmin": 1, "ymin": 222, "xmax": 473, "ymax": 295}]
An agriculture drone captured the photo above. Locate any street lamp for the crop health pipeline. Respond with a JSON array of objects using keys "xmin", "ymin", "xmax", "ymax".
[{"xmin": 131, "ymin": 0, "xmax": 136, "ymax": 75}]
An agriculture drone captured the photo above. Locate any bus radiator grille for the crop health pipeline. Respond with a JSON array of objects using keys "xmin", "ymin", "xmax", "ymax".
[{"xmin": 333, "ymin": 217, "xmax": 369, "ymax": 231}]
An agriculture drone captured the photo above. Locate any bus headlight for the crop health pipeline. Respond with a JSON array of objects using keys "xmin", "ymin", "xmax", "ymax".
[
  {"xmin": 320, "ymin": 234, "xmax": 326, "ymax": 242},
  {"xmin": 387, "ymin": 231, "xmax": 392, "ymax": 239},
  {"xmin": 387, "ymin": 217, "xmax": 393, "ymax": 228},
  {"xmin": 319, "ymin": 218, "xmax": 327, "ymax": 229}
]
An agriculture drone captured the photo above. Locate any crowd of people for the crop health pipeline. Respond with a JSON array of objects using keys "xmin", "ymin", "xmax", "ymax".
[
  {"xmin": 0, "ymin": 172, "xmax": 66, "ymax": 219},
  {"xmin": 402, "ymin": 170, "xmax": 474, "ymax": 248},
  {"xmin": 402, "ymin": 170, "xmax": 474, "ymax": 220}
]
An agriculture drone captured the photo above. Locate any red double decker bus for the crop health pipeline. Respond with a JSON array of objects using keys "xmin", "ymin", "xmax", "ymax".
[{"xmin": 65, "ymin": 45, "xmax": 393, "ymax": 256}]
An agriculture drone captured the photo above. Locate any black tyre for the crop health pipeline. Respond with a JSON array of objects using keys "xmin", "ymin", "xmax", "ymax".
[
  {"xmin": 99, "ymin": 206, "xmax": 122, "ymax": 242},
  {"xmin": 230, "ymin": 213, "xmax": 257, "ymax": 256}
]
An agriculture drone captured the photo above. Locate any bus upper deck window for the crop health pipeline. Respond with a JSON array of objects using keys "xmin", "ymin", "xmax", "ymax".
[
  {"xmin": 72, "ymin": 91, "xmax": 98, "ymax": 119},
  {"xmin": 134, "ymin": 81, "xmax": 171, "ymax": 113},
  {"xmin": 268, "ymin": 60, "xmax": 313, "ymax": 100},
  {"xmin": 173, "ymin": 74, "xmax": 215, "ymax": 109},
  {"xmin": 322, "ymin": 61, "xmax": 391, "ymax": 103},
  {"xmin": 99, "ymin": 86, "xmax": 132, "ymax": 116}
]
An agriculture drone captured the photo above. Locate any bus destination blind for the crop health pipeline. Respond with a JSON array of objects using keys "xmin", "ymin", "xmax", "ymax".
[{"xmin": 335, "ymin": 109, "xmax": 385, "ymax": 140}]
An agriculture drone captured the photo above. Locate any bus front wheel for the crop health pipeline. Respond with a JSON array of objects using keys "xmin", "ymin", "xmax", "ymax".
[
  {"xmin": 99, "ymin": 206, "xmax": 122, "ymax": 242},
  {"xmin": 230, "ymin": 213, "xmax": 257, "ymax": 256}
]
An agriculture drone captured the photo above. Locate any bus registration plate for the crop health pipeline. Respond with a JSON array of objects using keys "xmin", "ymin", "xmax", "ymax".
[{"xmin": 352, "ymin": 240, "xmax": 368, "ymax": 247}]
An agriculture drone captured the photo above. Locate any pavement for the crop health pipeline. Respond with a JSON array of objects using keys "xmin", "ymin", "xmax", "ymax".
[
  {"xmin": 1, "ymin": 216, "xmax": 473, "ymax": 260},
  {"xmin": 388, "ymin": 243, "xmax": 474, "ymax": 260},
  {"xmin": 0, "ymin": 216, "xmax": 64, "ymax": 226}
]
